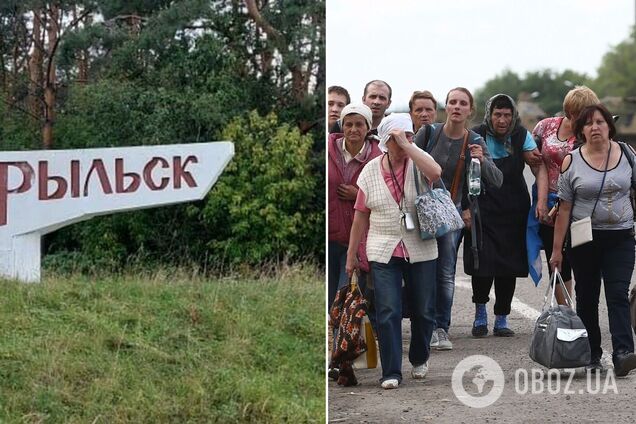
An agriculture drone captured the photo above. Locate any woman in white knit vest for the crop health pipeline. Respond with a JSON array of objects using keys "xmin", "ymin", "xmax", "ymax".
[{"xmin": 346, "ymin": 113, "xmax": 442, "ymax": 389}]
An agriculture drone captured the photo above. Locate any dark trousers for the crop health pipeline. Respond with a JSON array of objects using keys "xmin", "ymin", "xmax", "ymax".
[
  {"xmin": 328, "ymin": 241, "xmax": 348, "ymax": 309},
  {"xmin": 471, "ymin": 276, "xmax": 516, "ymax": 315},
  {"xmin": 567, "ymin": 229, "xmax": 635, "ymax": 361}
]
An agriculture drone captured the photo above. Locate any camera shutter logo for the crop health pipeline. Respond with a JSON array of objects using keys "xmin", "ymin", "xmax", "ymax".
[{"xmin": 452, "ymin": 355, "xmax": 505, "ymax": 408}]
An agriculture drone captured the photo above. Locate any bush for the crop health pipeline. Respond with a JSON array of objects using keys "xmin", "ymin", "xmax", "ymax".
[
  {"xmin": 44, "ymin": 109, "xmax": 324, "ymax": 271},
  {"xmin": 202, "ymin": 111, "xmax": 324, "ymax": 265}
]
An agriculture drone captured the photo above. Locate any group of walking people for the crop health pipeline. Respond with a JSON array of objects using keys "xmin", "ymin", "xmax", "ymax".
[{"xmin": 328, "ymin": 80, "xmax": 636, "ymax": 389}]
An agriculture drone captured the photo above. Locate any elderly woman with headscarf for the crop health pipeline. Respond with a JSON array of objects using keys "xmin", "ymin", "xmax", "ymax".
[
  {"xmin": 327, "ymin": 103, "xmax": 382, "ymax": 384},
  {"xmin": 468, "ymin": 93, "xmax": 547, "ymax": 337},
  {"xmin": 345, "ymin": 113, "xmax": 441, "ymax": 390},
  {"xmin": 328, "ymin": 103, "xmax": 381, "ymax": 309}
]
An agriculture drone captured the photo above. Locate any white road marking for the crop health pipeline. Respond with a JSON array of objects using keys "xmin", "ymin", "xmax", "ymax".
[
  {"xmin": 455, "ymin": 279, "xmax": 613, "ymax": 365},
  {"xmin": 455, "ymin": 280, "xmax": 541, "ymax": 321}
]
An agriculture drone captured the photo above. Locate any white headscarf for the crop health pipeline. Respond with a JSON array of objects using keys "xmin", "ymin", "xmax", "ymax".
[
  {"xmin": 377, "ymin": 113, "xmax": 414, "ymax": 152},
  {"xmin": 340, "ymin": 103, "xmax": 372, "ymax": 130}
]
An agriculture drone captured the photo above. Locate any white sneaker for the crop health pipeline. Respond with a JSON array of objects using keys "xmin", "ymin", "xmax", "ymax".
[
  {"xmin": 436, "ymin": 328, "xmax": 453, "ymax": 351},
  {"xmin": 411, "ymin": 361, "xmax": 429, "ymax": 379},
  {"xmin": 381, "ymin": 378, "xmax": 399, "ymax": 389},
  {"xmin": 430, "ymin": 328, "xmax": 439, "ymax": 347}
]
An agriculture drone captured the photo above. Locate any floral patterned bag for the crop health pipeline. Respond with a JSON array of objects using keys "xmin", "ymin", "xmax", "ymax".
[
  {"xmin": 328, "ymin": 272, "xmax": 376, "ymax": 386},
  {"xmin": 413, "ymin": 163, "xmax": 464, "ymax": 240}
]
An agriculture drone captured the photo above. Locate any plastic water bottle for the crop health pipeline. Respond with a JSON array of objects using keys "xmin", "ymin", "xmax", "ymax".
[{"xmin": 468, "ymin": 158, "xmax": 481, "ymax": 196}]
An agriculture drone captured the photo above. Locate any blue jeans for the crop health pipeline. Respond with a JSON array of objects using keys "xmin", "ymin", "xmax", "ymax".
[
  {"xmin": 328, "ymin": 241, "xmax": 349, "ymax": 309},
  {"xmin": 434, "ymin": 229, "xmax": 462, "ymax": 331},
  {"xmin": 568, "ymin": 230, "xmax": 635, "ymax": 361},
  {"xmin": 371, "ymin": 257, "xmax": 436, "ymax": 383}
]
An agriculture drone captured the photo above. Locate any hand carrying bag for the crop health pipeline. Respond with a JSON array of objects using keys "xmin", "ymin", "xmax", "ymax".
[
  {"xmin": 413, "ymin": 163, "xmax": 464, "ymax": 240},
  {"xmin": 329, "ymin": 272, "xmax": 376, "ymax": 370},
  {"xmin": 529, "ymin": 269, "xmax": 591, "ymax": 368}
]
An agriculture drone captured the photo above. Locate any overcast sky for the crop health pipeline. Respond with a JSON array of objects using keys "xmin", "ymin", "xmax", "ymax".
[{"xmin": 326, "ymin": 0, "xmax": 635, "ymax": 111}]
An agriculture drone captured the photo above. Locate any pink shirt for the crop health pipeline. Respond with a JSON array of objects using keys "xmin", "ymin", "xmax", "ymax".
[
  {"xmin": 355, "ymin": 156, "xmax": 409, "ymax": 258},
  {"xmin": 532, "ymin": 117, "xmax": 577, "ymax": 193}
]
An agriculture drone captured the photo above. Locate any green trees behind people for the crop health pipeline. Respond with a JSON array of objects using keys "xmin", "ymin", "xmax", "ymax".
[
  {"xmin": 475, "ymin": 26, "xmax": 636, "ymax": 119},
  {"xmin": 0, "ymin": 0, "xmax": 325, "ymax": 271},
  {"xmin": 474, "ymin": 69, "xmax": 592, "ymax": 119}
]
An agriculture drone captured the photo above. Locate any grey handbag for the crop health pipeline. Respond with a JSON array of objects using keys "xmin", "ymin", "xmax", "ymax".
[
  {"xmin": 413, "ymin": 163, "xmax": 464, "ymax": 240},
  {"xmin": 529, "ymin": 270, "xmax": 591, "ymax": 369}
]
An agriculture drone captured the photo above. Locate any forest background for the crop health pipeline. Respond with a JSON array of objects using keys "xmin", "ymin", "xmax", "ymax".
[{"xmin": 0, "ymin": 0, "xmax": 325, "ymax": 274}]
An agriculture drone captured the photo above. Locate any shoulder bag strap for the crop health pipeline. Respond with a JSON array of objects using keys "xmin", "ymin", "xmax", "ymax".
[
  {"xmin": 449, "ymin": 129, "xmax": 470, "ymax": 203},
  {"xmin": 620, "ymin": 141, "xmax": 634, "ymax": 167},
  {"xmin": 619, "ymin": 141, "xmax": 636, "ymax": 186},
  {"xmin": 591, "ymin": 144, "xmax": 611, "ymax": 218},
  {"xmin": 422, "ymin": 124, "xmax": 433, "ymax": 151},
  {"xmin": 413, "ymin": 161, "xmax": 448, "ymax": 196},
  {"xmin": 414, "ymin": 124, "xmax": 435, "ymax": 151},
  {"xmin": 413, "ymin": 162, "xmax": 422, "ymax": 195},
  {"xmin": 571, "ymin": 145, "xmax": 611, "ymax": 225},
  {"xmin": 619, "ymin": 142, "xmax": 636, "ymax": 215}
]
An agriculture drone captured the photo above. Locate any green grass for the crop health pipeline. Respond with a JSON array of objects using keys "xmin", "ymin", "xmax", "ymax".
[{"xmin": 0, "ymin": 266, "xmax": 325, "ymax": 423}]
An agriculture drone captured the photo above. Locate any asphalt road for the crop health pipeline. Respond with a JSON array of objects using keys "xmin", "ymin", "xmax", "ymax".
[{"xmin": 328, "ymin": 167, "xmax": 636, "ymax": 423}]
